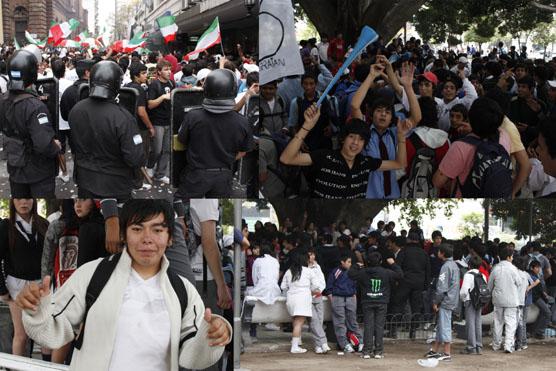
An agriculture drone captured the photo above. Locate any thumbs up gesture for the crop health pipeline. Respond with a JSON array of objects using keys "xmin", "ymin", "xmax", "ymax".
[
  {"xmin": 16, "ymin": 276, "xmax": 51, "ymax": 312},
  {"xmin": 204, "ymin": 308, "xmax": 231, "ymax": 347}
]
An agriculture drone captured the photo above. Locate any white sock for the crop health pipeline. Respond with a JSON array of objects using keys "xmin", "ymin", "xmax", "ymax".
[{"xmin": 292, "ymin": 337, "xmax": 300, "ymax": 348}]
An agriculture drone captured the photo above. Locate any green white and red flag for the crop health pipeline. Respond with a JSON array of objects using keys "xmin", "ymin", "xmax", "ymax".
[
  {"xmin": 59, "ymin": 39, "xmax": 81, "ymax": 48},
  {"xmin": 183, "ymin": 17, "xmax": 221, "ymax": 61},
  {"xmin": 25, "ymin": 31, "xmax": 47, "ymax": 49},
  {"xmin": 156, "ymin": 15, "xmax": 178, "ymax": 43},
  {"xmin": 48, "ymin": 18, "xmax": 80, "ymax": 44}
]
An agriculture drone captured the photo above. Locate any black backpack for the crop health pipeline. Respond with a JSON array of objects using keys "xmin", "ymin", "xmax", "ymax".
[
  {"xmin": 400, "ymin": 133, "xmax": 438, "ymax": 198},
  {"xmin": 469, "ymin": 271, "xmax": 491, "ymax": 310},
  {"xmin": 74, "ymin": 253, "xmax": 188, "ymax": 350},
  {"xmin": 458, "ymin": 135, "xmax": 512, "ymax": 198}
]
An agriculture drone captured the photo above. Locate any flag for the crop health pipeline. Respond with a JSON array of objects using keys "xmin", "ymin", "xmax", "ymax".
[
  {"xmin": 259, "ymin": 1, "xmax": 304, "ymax": 85},
  {"xmin": 97, "ymin": 27, "xmax": 111, "ymax": 47},
  {"xmin": 25, "ymin": 31, "xmax": 38, "ymax": 45},
  {"xmin": 183, "ymin": 17, "xmax": 221, "ymax": 61},
  {"xmin": 156, "ymin": 14, "xmax": 178, "ymax": 43},
  {"xmin": 75, "ymin": 30, "xmax": 89, "ymax": 42},
  {"xmin": 14, "ymin": 37, "xmax": 20, "ymax": 50},
  {"xmin": 59, "ymin": 39, "xmax": 81, "ymax": 48},
  {"xmin": 48, "ymin": 18, "xmax": 80, "ymax": 44},
  {"xmin": 124, "ymin": 35, "xmax": 147, "ymax": 53},
  {"xmin": 80, "ymin": 37, "xmax": 99, "ymax": 48}
]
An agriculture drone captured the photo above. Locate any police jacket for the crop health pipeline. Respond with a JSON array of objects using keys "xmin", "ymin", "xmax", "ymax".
[
  {"xmin": 0, "ymin": 92, "xmax": 59, "ymax": 183},
  {"xmin": 69, "ymin": 97, "xmax": 144, "ymax": 197}
]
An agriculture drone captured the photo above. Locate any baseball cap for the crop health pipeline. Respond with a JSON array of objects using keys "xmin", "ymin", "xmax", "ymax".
[
  {"xmin": 417, "ymin": 71, "xmax": 439, "ymax": 86},
  {"xmin": 458, "ymin": 56, "xmax": 469, "ymax": 64},
  {"xmin": 243, "ymin": 63, "xmax": 259, "ymax": 73}
]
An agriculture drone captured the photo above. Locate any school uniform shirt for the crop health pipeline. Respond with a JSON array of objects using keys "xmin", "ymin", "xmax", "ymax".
[
  {"xmin": 281, "ymin": 266, "xmax": 325, "ymax": 317},
  {"xmin": 308, "ymin": 149, "xmax": 382, "ymax": 199},
  {"xmin": 190, "ymin": 199, "xmax": 219, "ymax": 282},
  {"xmin": 22, "ymin": 248, "xmax": 230, "ymax": 371},
  {"xmin": 248, "ymin": 254, "xmax": 281, "ymax": 305},
  {"xmin": 363, "ymin": 125, "xmax": 400, "ymax": 199},
  {"xmin": 436, "ymin": 78, "xmax": 478, "ymax": 132}
]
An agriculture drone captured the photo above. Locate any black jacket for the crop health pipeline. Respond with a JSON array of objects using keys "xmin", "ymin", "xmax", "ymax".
[
  {"xmin": 60, "ymin": 79, "xmax": 87, "ymax": 121},
  {"xmin": 0, "ymin": 219, "xmax": 45, "ymax": 296},
  {"xmin": 76, "ymin": 210, "xmax": 108, "ymax": 267},
  {"xmin": 69, "ymin": 97, "xmax": 145, "ymax": 198},
  {"xmin": 0, "ymin": 92, "xmax": 59, "ymax": 184},
  {"xmin": 348, "ymin": 263, "xmax": 403, "ymax": 304},
  {"xmin": 396, "ymin": 245, "xmax": 431, "ymax": 290}
]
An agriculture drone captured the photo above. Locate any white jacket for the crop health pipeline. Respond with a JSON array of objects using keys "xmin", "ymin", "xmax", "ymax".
[
  {"xmin": 22, "ymin": 248, "xmax": 231, "ymax": 371},
  {"xmin": 460, "ymin": 269, "xmax": 486, "ymax": 302},
  {"xmin": 250, "ymin": 254, "xmax": 281, "ymax": 305},
  {"xmin": 487, "ymin": 260, "xmax": 521, "ymax": 308}
]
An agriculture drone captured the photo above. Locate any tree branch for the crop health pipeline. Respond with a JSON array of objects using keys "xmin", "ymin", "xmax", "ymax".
[{"xmin": 531, "ymin": 1, "xmax": 556, "ymax": 12}]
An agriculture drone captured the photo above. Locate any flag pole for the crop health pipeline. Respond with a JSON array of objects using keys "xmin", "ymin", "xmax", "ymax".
[{"xmin": 220, "ymin": 39, "xmax": 225, "ymax": 58}]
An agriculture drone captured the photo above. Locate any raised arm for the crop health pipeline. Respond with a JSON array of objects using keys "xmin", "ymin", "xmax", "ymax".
[
  {"xmin": 350, "ymin": 64, "xmax": 384, "ymax": 120},
  {"xmin": 378, "ymin": 118, "xmax": 410, "ymax": 171},
  {"xmin": 280, "ymin": 104, "xmax": 320, "ymax": 166},
  {"xmin": 398, "ymin": 62, "xmax": 421, "ymax": 126}
]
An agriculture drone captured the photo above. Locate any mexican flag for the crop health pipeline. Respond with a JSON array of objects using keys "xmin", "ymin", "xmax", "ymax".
[
  {"xmin": 25, "ymin": 31, "xmax": 47, "ymax": 49},
  {"xmin": 59, "ymin": 39, "xmax": 81, "ymax": 48},
  {"xmin": 80, "ymin": 37, "xmax": 99, "ymax": 48},
  {"xmin": 48, "ymin": 18, "xmax": 80, "ymax": 44},
  {"xmin": 97, "ymin": 27, "xmax": 111, "ymax": 47},
  {"xmin": 75, "ymin": 30, "xmax": 89, "ymax": 42},
  {"xmin": 183, "ymin": 17, "xmax": 221, "ymax": 61},
  {"xmin": 156, "ymin": 15, "xmax": 178, "ymax": 43},
  {"xmin": 124, "ymin": 36, "xmax": 147, "ymax": 53}
]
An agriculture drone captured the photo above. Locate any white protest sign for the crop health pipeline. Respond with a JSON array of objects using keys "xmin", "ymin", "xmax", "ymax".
[{"xmin": 259, "ymin": 0, "xmax": 305, "ymax": 85}]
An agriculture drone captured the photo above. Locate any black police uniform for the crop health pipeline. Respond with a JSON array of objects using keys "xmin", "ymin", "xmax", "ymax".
[
  {"xmin": 177, "ymin": 108, "xmax": 253, "ymax": 198},
  {"xmin": 60, "ymin": 78, "xmax": 87, "ymax": 121},
  {"xmin": 0, "ymin": 91, "xmax": 59, "ymax": 197},
  {"xmin": 69, "ymin": 97, "xmax": 144, "ymax": 200}
]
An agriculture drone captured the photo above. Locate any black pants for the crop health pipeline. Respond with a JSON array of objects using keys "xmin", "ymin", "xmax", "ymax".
[
  {"xmin": 362, "ymin": 302, "xmax": 387, "ymax": 354},
  {"xmin": 394, "ymin": 284, "xmax": 425, "ymax": 326},
  {"xmin": 177, "ymin": 169, "xmax": 232, "ymax": 199},
  {"xmin": 10, "ymin": 177, "xmax": 55, "ymax": 198}
]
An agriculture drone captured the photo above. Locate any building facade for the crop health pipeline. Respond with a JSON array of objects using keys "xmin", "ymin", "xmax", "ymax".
[{"xmin": 2, "ymin": 0, "xmax": 88, "ymax": 45}]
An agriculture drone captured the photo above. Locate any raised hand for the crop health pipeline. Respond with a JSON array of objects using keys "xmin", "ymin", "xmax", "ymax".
[
  {"xmin": 204, "ymin": 308, "xmax": 231, "ymax": 346},
  {"xmin": 398, "ymin": 62, "xmax": 416, "ymax": 88},
  {"xmin": 16, "ymin": 276, "xmax": 51, "ymax": 311},
  {"xmin": 302, "ymin": 103, "xmax": 321, "ymax": 131}
]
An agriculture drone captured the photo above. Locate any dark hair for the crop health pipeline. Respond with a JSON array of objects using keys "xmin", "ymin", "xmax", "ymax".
[
  {"xmin": 418, "ymin": 96, "xmax": 438, "ymax": 128},
  {"xmin": 181, "ymin": 63, "xmax": 194, "ymax": 77},
  {"xmin": 120, "ymin": 200, "xmax": 174, "ymax": 240},
  {"xmin": 129, "ymin": 62, "xmax": 147, "ymax": 80},
  {"xmin": 530, "ymin": 259, "xmax": 542, "ymax": 270},
  {"xmin": 369, "ymin": 97, "xmax": 394, "ymax": 119},
  {"xmin": 354, "ymin": 63, "xmax": 370, "ymax": 83},
  {"xmin": 450, "ymin": 103, "xmax": 468, "ymax": 120},
  {"xmin": 156, "ymin": 59, "xmax": 172, "ymax": 71},
  {"xmin": 394, "ymin": 236, "xmax": 406, "ymax": 248},
  {"xmin": 340, "ymin": 252, "xmax": 352, "ymax": 263},
  {"xmin": 76, "ymin": 59, "xmax": 95, "ymax": 79},
  {"xmin": 8, "ymin": 199, "xmax": 49, "ymax": 251},
  {"xmin": 118, "ymin": 56, "xmax": 129, "ymax": 74},
  {"xmin": 432, "ymin": 230, "xmax": 442, "ymax": 239},
  {"xmin": 301, "ymin": 73, "xmax": 317, "ymax": 83},
  {"xmin": 246, "ymin": 71, "xmax": 259, "ymax": 87},
  {"xmin": 484, "ymin": 86, "xmax": 511, "ymax": 113},
  {"xmin": 468, "ymin": 255, "xmax": 483, "ymax": 270},
  {"xmin": 148, "ymin": 51, "xmax": 158, "ymax": 64},
  {"xmin": 52, "ymin": 59, "xmax": 66, "ymax": 79},
  {"xmin": 367, "ymin": 251, "xmax": 382, "ymax": 267},
  {"xmin": 290, "ymin": 250, "xmax": 307, "ymax": 282},
  {"xmin": 339, "ymin": 118, "xmax": 371, "ymax": 147},
  {"xmin": 439, "ymin": 243, "xmax": 453, "ymax": 258},
  {"xmin": 468, "ymin": 97, "xmax": 504, "ymax": 139},
  {"xmin": 517, "ymin": 75, "xmax": 535, "ymax": 89},
  {"xmin": 260, "ymin": 244, "xmax": 273, "ymax": 256},
  {"xmin": 498, "ymin": 246, "xmax": 513, "ymax": 260},
  {"xmin": 539, "ymin": 117, "xmax": 556, "ymax": 159}
]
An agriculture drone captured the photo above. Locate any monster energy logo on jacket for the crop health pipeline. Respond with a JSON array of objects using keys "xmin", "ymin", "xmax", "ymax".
[{"xmin": 367, "ymin": 278, "xmax": 383, "ymax": 298}]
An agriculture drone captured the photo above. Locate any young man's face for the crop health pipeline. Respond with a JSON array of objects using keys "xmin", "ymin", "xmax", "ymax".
[
  {"xmin": 548, "ymin": 87, "xmax": 556, "ymax": 102},
  {"xmin": 302, "ymin": 78, "xmax": 316, "ymax": 97},
  {"xmin": 537, "ymin": 133, "xmax": 556, "ymax": 177},
  {"xmin": 137, "ymin": 70, "xmax": 148, "ymax": 84},
  {"xmin": 450, "ymin": 111, "xmax": 464, "ymax": 129},
  {"xmin": 517, "ymin": 83, "xmax": 532, "ymax": 99},
  {"xmin": 515, "ymin": 67, "xmax": 527, "ymax": 80},
  {"xmin": 261, "ymin": 84, "xmax": 277, "ymax": 101},
  {"xmin": 341, "ymin": 133, "xmax": 366, "ymax": 157},
  {"xmin": 442, "ymin": 82, "xmax": 457, "ymax": 101},
  {"xmin": 125, "ymin": 213, "xmax": 171, "ymax": 271},
  {"xmin": 433, "ymin": 236, "xmax": 442, "ymax": 246},
  {"xmin": 158, "ymin": 66, "xmax": 171, "ymax": 80},
  {"xmin": 372, "ymin": 106, "xmax": 393, "ymax": 130},
  {"xmin": 341, "ymin": 258, "xmax": 351, "ymax": 270},
  {"xmin": 419, "ymin": 80, "xmax": 434, "ymax": 97},
  {"xmin": 532, "ymin": 265, "xmax": 541, "ymax": 275}
]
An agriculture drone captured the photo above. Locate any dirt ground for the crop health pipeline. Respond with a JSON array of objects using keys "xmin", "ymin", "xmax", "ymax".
[{"xmin": 240, "ymin": 325, "xmax": 556, "ymax": 371}]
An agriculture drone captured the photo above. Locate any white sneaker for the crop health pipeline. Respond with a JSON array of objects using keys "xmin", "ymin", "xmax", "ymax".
[
  {"xmin": 58, "ymin": 171, "xmax": 70, "ymax": 183},
  {"xmin": 322, "ymin": 343, "xmax": 331, "ymax": 352},
  {"xmin": 291, "ymin": 347, "xmax": 307, "ymax": 354},
  {"xmin": 358, "ymin": 343, "xmax": 364, "ymax": 352},
  {"xmin": 344, "ymin": 344, "xmax": 354, "ymax": 353},
  {"xmin": 374, "ymin": 353, "xmax": 384, "ymax": 359},
  {"xmin": 315, "ymin": 346, "xmax": 325, "ymax": 354},
  {"xmin": 265, "ymin": 323, "xmax": 280, "ymax": 331},
  {"xmin": 156, "ymin": 176, "xmax": 170, "ymax": 185},
  {"xmin": 145, "ymin": 167, "xmax": 154, "ymax": 178},
  {"xmin": 142, "ymin": 183, "xmax": 152, "ymax": 190}
]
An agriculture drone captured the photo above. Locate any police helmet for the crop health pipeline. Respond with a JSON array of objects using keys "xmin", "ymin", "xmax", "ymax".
[
  {"xmin": 89, "ymin": 60, "xmax": 123, "ymax": 100},
  {"xmin": 203, "ymin": 69, "xmax": 237, "ymax": 106},
  {"xmin": 7, "ymin": 50, "xmax": 38, "ymax": 92}
]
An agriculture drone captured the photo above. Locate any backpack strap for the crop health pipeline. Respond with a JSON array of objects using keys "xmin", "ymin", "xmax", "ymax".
[
  {"xmin": 167, "ymin": 270, "xmax": 188, "ymax": 319},
  {"xmin": 296, "ymin": 96, "xmax": 303, "ymax": 129},
  {"xmin": 74, "ymin": 253, "xmax": 122, "ymax": 350}
]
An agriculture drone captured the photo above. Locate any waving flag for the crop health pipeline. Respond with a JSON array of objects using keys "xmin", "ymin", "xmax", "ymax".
[
  {"xmin": 25, "ymin": 31, "xmax": 47, "ymax": 49},
  {"xmin": 59, "ymin": 39, "xmax": 81, "ymax": 48},
  {"xmin": 124, "ymin": 36, "xmax": 147, "ymax": 53},
  {"xmin": 183, "ymin": 17, "xmax": 221, "ymax": 61},
  {"xmin": 48, "ymin": 18, "xmax": 80, "ymax": 44},
  {"xmin": 75, "ymin": 30, "xmax": 89, "ymax": 42},
  {"xmin": 97, "ymin": 27, "xmax": 112, "ymax": 47},
  {"xmin": 156, "ymin": 14, "xmax": 178, "ymax": 43}
]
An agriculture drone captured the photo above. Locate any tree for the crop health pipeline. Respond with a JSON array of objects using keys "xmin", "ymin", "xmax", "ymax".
[
  {"xmin": 458, "ymin": 212, "xmax": 484, "ymax": 238},
  {"xmin": 295, "ymin": 0, "xmax": 428, "ymax": 44},
  {"xmin": 267, "ymin": 199, "xmax": 459, "ymax": 233},
  {"xmin": 532, "ymin": 20, "xmax": 556, "ymax": 56},
  {"xmin": 490, "ymin": 199, "xmax": 556, "ymax": 243}
]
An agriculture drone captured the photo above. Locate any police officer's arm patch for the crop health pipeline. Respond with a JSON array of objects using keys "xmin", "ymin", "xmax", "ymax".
[
  {"xmin": 133, "ymin": 134, "xmax": 143, "ymax": 145},
  {"xmin": 37, "ymin": 113, "xmax": 49, "ymax": 125}
]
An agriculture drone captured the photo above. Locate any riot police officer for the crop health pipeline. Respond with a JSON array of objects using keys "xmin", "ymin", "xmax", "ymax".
[
  {"xmin": 176, "ymin": 68, "xmax": 254, "ymax": 198},
  {"xmin": 68, "ymin": 60, "xmax": 144, "ymax": 200},
  {"xmin": 0, "ymin": 50, "xmax": 61, "ymax": 197}
]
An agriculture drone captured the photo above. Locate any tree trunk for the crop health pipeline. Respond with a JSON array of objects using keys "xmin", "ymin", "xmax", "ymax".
[
  {"xmin": 270, "ymin": 199, "xmax": 388, "ymax": 232},
  {"xmin": 298, "ymin": 0, "xmax": 427, "ymax": 45}
]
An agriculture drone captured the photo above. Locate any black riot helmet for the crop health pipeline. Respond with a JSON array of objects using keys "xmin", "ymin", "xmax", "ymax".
[
  {"xmin": 203, "ymin": 69, "xmax": 237, "ymax": 106},
  {"xmin": 89, "ymin": 60, "xmax": 123, "ymax": 100},
  {"xmin": 7, "ymin": 50, "xmax": 38, "ymax": 92}
]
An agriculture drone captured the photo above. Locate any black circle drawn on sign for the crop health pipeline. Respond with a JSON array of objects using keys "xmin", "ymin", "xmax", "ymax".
[{"xmin": 258, "ymin": 10, "xmax": 285, "ymax": 64}]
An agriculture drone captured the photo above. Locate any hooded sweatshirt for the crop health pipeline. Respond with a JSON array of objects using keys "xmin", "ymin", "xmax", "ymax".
[{"xmin": 404, "ymin": 127, "xmax": 450, "ymax": 176}]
